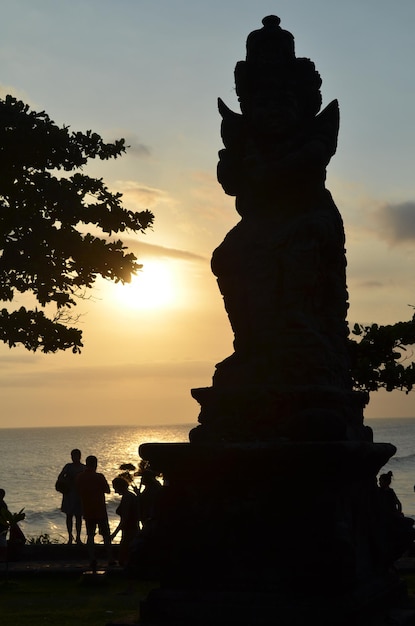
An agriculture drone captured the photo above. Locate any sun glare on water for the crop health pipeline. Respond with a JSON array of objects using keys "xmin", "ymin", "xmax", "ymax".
[{"xmin": 112, "ymin": 261, "xmax": 176, "ymax": 311}]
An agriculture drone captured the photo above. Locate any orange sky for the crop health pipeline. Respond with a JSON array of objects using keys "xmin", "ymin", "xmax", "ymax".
[{"xmin": 1, "ymin": 1, "xmax": 415, "ymax": 427}]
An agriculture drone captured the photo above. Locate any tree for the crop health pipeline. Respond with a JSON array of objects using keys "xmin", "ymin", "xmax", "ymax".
[
  {"xmin": 0, "ymin": 95, "xmax": 154, "ymax": 353},
  {"xmin": 349, "ymin": 310, "xmax": 415, "ymax": 395}
]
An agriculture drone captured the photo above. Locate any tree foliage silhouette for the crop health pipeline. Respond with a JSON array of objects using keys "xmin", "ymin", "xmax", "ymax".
[
  {"xmin": 349, "ymin": 311, "xmax": 415, "ymax": 395},
  {"xmin": 0, "ymin": 95, "xmax": 154, "ymax": 353}
]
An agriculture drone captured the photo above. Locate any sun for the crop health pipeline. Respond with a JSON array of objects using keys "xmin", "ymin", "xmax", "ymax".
[{"xmin": 111, "ymin": 260, "xmax": 176, "ymax": 311}]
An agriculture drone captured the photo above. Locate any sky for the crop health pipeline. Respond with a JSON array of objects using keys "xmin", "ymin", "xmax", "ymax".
[{"xmin": 1, "ymin": 0, "xmax": 415, "ymax": 428}]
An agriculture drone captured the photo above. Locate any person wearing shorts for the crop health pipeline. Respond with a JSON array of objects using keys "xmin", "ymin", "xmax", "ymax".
[{"xmin": 76, "ymin": 455, "xmax": 114, "ymax": 569}]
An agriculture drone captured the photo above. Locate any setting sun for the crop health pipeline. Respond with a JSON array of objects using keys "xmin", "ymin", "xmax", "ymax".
[{"xmin": 111, "ymin": 260, "xmax": 176, "ymax": 310}]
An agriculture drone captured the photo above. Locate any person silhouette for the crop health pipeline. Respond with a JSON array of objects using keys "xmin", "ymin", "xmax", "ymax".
[
  {"xmin": 111, "ymin": 476, "xmax": 140, "ymax": 566},
  {"xmin": 57, "ymin": 449, "xmax": 85, "ymax": 544},
  {"xmin": 378, "ymin": 471, "xmax": 402, "ymax": 516},
  {"xmin": 377, "ymin": 470, "xmax": 415, "ymax": 564},
  {"xmin": 123, "ymin": 470, "xmax": 163, "ymax": 582},
  {"xmin": 138, "ymin": 470, "xmax": 163, "ymax": 532},
  {"xmin": 0, "ymin": 489, "xmax": 9, "ymax": 559},
  {"xmin": 76, "ymin": 455, "xmax": 114, "ymax": 570}
]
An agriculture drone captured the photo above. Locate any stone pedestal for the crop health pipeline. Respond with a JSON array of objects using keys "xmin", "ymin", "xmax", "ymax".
[{"xmin": 137, "ymin": 439, "xmax": 406, "ymax": 625}]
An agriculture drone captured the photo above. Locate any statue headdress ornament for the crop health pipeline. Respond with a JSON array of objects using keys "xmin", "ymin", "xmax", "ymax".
[
  {"xmin": 245, "ymin": 15, "xmax": 295, "ymax": 65},
  {"xmin": 234, "ymin": 15, "xmax": 322, "ymax": 119}
]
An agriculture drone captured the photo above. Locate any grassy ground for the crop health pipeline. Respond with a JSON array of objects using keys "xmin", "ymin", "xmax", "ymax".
[
  {"xmin": 402, "ymin": 571, "xmax": 415, "ymax": 596},
  {"xmin": 2, "ymin": 569, "xmax": 414, "ymax": 626},
  {"xmin": 0, "ymin": 572, "xmax": 158, "ymax": 626}
]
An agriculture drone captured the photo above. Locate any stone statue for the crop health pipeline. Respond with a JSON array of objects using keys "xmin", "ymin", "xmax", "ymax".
[
  {"xmin": 191, "ymin": 16, "xmax": 367, "ymax": 444},
  {"xmin": 138, "ymin": 18, "xmax": 411, "ymax": 625}
]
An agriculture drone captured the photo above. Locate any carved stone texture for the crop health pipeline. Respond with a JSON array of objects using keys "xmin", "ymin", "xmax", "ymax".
[{"xmin": 191, "ymin": 16, "xmax": 367, "ymax": 444}]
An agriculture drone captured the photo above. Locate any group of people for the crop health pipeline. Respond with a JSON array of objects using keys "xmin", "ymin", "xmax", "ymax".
[{"xmin": 57, "ymin": 448, "xmax": 162, "ymax": 571}]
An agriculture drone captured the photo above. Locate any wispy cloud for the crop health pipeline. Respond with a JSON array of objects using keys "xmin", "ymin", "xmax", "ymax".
[
  {"xmin": 188, "ymin": 170, "xmax": 235, "ymax": 222},
  {"xmin": 353, "ymin": 279, "xmax": 385, "ymax": 289},
  {"xmin": 0, "ymin": 352, "xmax": 40, "ymax": 366},
  {"xmin": 121, "ymin": 239, "xmax": 206, "ymax": 262},
  {"xmin": 332, "ymin": 177, "xmax": 415, "ymax": 248},
  {"xmin": 376, "ymin": 202, "xmax": 415, "ymax": 244},
  {"xmin": 0, "ymin": 360, "xmax": 214, "ymax": 388},
  {"xmin": 115, "ymin": 180, "xmax": 171, "ymax": 208},
  {"xmin": 108, "ymin": 131, "xmax": 151, "ymax": 158}
]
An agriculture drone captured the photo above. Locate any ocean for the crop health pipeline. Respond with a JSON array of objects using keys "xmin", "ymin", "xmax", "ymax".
[
  {"xmin": 0, "ymin": 419, "xmax": 414, "ymax": 542},
  {"xmin": 0, "ymin": 423, "xmax": 193, "ymax": 543}
]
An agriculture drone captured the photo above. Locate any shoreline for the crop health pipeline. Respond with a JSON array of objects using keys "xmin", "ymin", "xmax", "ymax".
[
  {"xmin": 2, "ymin": 542, "xmax": 121, "ymax": 571},
  {"xmin": 2, "ymin": 543, "xmax": 415, "ymax": 576}
]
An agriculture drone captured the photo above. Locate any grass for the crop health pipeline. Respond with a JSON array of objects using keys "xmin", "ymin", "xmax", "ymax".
[
  {"xmin": 0, "ymin": 571, "xmax": 158, "ymax": 626},
  {"xmin": 2, "ymin": 567, "xmax": 414, "ymax": 626},
  {"xmin": 402, "ymin": 572, "xmax": 415, "ymax": 596}
]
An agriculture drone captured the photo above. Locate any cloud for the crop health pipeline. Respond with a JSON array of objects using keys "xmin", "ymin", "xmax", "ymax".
[
  {"xmin": 331, "ymin": 177, "xmax": 415, "ymax": 247},
  {"xmin": 105, "ymin": 127, "xmax": 151, "ymax": 157},
  {"xmin": 188, "ymin": 170, "xmax": 235, "ymax": 222},
  {"xmin": 376, "ymin": 202, "xmax": 415, "ymax": 244},
  {"xmin": 0, "ymin": 352, "xmax": 40, "ymax": 367},
  {"xmin": 353, "ymin": 280, "xmax": 384, "ymax": 290},
  {"xmin": 115, "ymin": 180, "xmax": 170, "ymax": 208},
  {"xmin": 121, "ymin": 239, "xmax": 206, "ymax": 262},
  {"xmin": 0, "ymin": 359, "xmax": 214, "ymax": 388},
  {"xmin": 117, "ymin": 132, "xmax": 151, "ymax": 158}
]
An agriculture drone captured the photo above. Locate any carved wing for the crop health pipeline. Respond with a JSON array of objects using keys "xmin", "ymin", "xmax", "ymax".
[
  {"xmin": 314, "ymin": 99, "xmax": 340, "ymax": 158},
  {"xmin": 217, "ymin": 97, "xmax": 245, "ymax": 149}
]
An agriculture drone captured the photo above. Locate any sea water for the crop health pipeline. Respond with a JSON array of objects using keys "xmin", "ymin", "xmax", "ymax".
[
  {"xmin": 0, "ymin": 423, "xmax": 193, "ymax": 542},
  {"xmin": 369, "ymin": 417, "xmax": 415, "ymax": 519},
  {"xmin": 0, "ymin": 419, "xmax": 414, "ymax": 542}
]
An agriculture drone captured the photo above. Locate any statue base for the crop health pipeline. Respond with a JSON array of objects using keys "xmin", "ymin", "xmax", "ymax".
[
  {"xmin": 137, "ymin": 439, "xmax": 411, "ymax": 625},
  {"xmin": 140, "ymin": 583, "xmax": 407, "ymax": 626}
]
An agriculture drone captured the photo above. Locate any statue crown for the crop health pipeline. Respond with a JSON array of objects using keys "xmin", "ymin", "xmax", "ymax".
[
  {"xmin": 234, "ymin": 15, "xmax": 322, "ymax": 118},
  {"xmin": 245, "ymin": 15, "xmax": 295, "ymax": 65}
]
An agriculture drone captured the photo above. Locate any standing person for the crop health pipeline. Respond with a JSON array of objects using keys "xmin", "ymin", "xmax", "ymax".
[
  {"xmin": 56, "ymin": 449, "xmax": 85, "ymax": 544},
  {"xmin": 124, "ymin": 470, "xmax": 163, "ymax": 581},
  {"xmin": 0, "ymin": 489, "xmax": 8, "ymax": 528},
  {"xmin": 139, "ymin": 470, "xmax": 163, "ymax": 532},
  {"xmin": 0, "ymin": 489, "xmax": 9, "ymax": 560},
  {"xmin": 76, "ymin": 455, "xmax": 114, "ymax": 570},
  {"xmin": 111, "ymin": 477, "xmax": 140, "ymax": 566}
]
